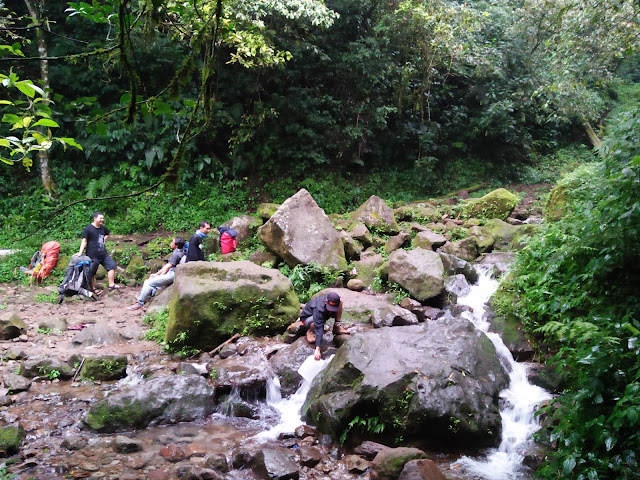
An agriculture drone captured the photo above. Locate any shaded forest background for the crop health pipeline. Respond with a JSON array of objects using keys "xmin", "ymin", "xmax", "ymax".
[{"xmin": 1, "ymin": 1, "xmax": 640, "ymax": 479}]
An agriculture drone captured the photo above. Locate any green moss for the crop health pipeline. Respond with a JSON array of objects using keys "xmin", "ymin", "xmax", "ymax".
[
  {"xmin": 85, "ymin": 399, "xmax": 147, "ymax": 433},
  {"xmin": 0, "ymin": 425, "xmax": 26, "ymax": 456},
  {"xmin": 79, "ymin": 356, "xmax": 128, "ymax": 381}
]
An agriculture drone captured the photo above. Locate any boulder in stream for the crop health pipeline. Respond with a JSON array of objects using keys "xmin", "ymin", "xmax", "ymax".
[
  {"xmin": 302, "ymin": 317, "xmax": 509, "ymax": 447},
  {"xmin": 84, "ymin": 374, "xmax": 216, "ymax": 433}
]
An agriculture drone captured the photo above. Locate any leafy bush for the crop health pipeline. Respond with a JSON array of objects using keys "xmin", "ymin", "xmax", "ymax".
[{"xmin": 500, "ymin": 105, "xmax": 640, "ymax": 479}]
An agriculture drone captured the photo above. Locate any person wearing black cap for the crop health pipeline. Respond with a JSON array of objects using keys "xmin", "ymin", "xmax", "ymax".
[{"xmin": 300, "ymin": 292, "xmax": 350, "ymax": 360}]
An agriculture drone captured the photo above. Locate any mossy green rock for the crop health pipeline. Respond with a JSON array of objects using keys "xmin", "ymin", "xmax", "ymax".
[
  {"xmin": 463, "ymin": 188, "xmax": 518, "ymax": 220},
  {"xmin": 84, "ymin": 375, "xmax": 216, "ymax": 432},
  {"xmin": 125, "ymin": 255, "xmax": 148, "ymax": 280},
  {"xmin": 482, "ymin": 219, "xmax": 518, "ymax": 250},
  {"xmin": 165, "ymin": 261, "xmax": 300, "ymax": 350},
  {"xmin": 0, "ymin": 425, "xmax": 26, "ymax": 457},
  {"xmin": 257, "ymin": 203, "xmax": 280, "ymax": 221},
  {"xmin": 55, "ymin": 254, "xmax": 71, "ymax": 273},
  {"xmin": 370, "ymin": 447, "xmax": 428, "ymax": 480},
  {"xmin": 79, "ymin": 355, "xmax": 128, "ymax": 381}
]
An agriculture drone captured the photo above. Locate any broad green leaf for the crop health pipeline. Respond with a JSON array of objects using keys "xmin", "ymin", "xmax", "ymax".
[
  {"xmin": 32, "ymin": 119, "xmax": 60, "ymax": 128},
  {"xmin": 1, "ymin": 114, "xmax": 20, "ymax": 124},
  {"xmin": 60, "ymin": 138, "xmax": 84, "ymax": 150},
  {"xmin": 15, "ymin": 81, "xmax": 36, "ymax": 98}
]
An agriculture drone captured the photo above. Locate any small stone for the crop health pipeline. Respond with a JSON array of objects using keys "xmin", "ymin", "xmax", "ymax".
[
  {"xmin": 80, "ymin": 463, "xmax": 100, "ymax": 472},
  {"xmin": 113, "ymin": 435, "xmax": 143, "ymax": 453},
  {"xmin": 160, "ymin": 444, "xmax": 186, "ymax": 463},
  {"xmin": 344, "ymin": 455, "xmax": 370, "ymax": 474}
]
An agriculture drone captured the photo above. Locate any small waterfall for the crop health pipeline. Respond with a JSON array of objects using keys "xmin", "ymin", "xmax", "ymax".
[
  {"xmin": 454, "ymin": 268, "xmax": 552, "ymax": 480},
  {"xmin": 254, "ymin": 354, "xmax": 333, "ymax": 441}
]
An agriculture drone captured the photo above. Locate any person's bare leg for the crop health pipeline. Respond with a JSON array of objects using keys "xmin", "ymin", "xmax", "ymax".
[{"xmin": 108, "ymin": 269, "xmax": 116, "ymax": 288}]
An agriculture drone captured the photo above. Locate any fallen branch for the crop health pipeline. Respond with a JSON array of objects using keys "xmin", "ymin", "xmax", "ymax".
[
  {"xmin": 208, "ymin": 333, "xmax": 240, "ymax": 356},
  {"xmin": 72, "ymin": 358, "xmax": 86, "ymax": 383}
]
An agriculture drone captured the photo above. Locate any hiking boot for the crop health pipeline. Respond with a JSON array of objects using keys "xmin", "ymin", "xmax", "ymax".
[
  {"xmin": 333, "ymin": 322, "xmax": 350, "ymax": 335},
  {"xmin": 306, "ymin": 329, "xmax": 316, "ymax": 344},
  {"xmin": 127, "ymin": 303, "xmax": 144, "ymax": 311}
]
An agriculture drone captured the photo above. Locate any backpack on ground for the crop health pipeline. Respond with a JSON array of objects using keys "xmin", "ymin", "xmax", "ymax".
[
  {"xmin": 17, "ymin": 241, "xmax": 60, "ymax": 285},
  {"xmin": 57, "ymin": 255, "xmax": 96, "ymax": 303},
  {"xmin": 218, "ymin": 226, "xmax": 238, "ymax": 254}
]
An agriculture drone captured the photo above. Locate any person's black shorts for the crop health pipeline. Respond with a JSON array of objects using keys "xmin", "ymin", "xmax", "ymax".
[{"xmin": 89, "ymin": 255, "xmax": 117, "ymax": 277}]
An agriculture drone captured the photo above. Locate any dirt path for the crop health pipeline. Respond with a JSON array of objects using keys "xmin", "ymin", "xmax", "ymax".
[{"xmin": 0, "ymin": 282, "xmax": 160, "ymax": 361}]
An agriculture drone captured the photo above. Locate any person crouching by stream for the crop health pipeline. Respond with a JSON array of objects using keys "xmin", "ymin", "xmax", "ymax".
[
  {"xmin": 127, "ymin": 237, "xmax": 185, "ymax": 311},
  {"xmin": 300, "ymin": 292, "xmax": 350, "ymax": 360}
]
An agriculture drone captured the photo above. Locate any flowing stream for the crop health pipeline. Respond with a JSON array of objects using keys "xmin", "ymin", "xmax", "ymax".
[
  {"xmin": 454, "ymin": 268, "xmax": 552, "ymax": 480},
  {"xmin": 254, "ymin": 354, "xmax": 333, "ymax": 441}
]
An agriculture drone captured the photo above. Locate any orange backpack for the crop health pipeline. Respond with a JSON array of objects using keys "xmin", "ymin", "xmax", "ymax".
[{"xmin": 31, "ymin": 241, "xmax": 60, "ymax": 284}]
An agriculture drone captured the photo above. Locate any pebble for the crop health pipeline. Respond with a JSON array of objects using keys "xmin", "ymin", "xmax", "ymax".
[{"xmin": 81, "ymin": 462, "xmax": 100, "ymax": 472}]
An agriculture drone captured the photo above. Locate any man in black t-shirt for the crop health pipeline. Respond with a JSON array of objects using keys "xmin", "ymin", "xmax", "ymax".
[{"xmin": 78, "ymin": 212, "xmax": 120, "ymax": 291}]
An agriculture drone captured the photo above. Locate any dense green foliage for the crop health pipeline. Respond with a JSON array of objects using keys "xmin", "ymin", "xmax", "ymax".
[{"xmin": 497, "ymin": 88, "xmax": 640, "ymax": 479}]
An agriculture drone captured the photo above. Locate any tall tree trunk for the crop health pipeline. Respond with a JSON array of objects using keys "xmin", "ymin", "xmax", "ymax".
[{"xmin": 24, "ymin": 0, "xmax": 54, "ymax": 194}]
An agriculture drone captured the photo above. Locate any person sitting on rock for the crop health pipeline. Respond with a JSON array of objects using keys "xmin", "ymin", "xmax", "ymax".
[
  {"xmin": 300, "ymin": 292, "xmax": 350, "ymax": 360},
  {"xmin": 127, "ymin": 237, "xmax": 186, "ymax": 311}
]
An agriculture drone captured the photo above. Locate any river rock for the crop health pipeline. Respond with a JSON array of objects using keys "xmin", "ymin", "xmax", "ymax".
[
  {"xmin": 221, "ymin": 214, "xmax": 263, "ymax": 245},
  {"xmin": 438, "ymin": 252, "xmax": 478, "ymax": 284},
  {"xmin": 209, "ymin": 351, "xmax": 273, "ymax": 399},
  {"xmin": 438, "ymin": 237, "xmax": 480, "ymax": 262},
  {"xmin": 370, "ymin": 447, "xmax": 427, "ymax": 480},
  {"xmin": 2, "ymin": 372, "xmax": 32, "ymax": 392},
  {"xmin": 462, "ymin": 188, "xmax": 518, "ymax": 220},
  {"xmin": 20, "ymin": 356, "xmax": 74, "ymax": 380},
  {"xmin": 298, "ymin": 445, "xmax": 322, "ymax": 467},
  {"xmin": 84, "ymin": 374, "xmax": 216, "ymax": 432},
  {"xmin": 249, "ymin": 448, "xmax": 299, "ymax": 480},
  {"xmin": 372, "ymin": 304, "xmax": 419, "ymax": 328},
  {"xmin": 349, "ymin": 195, "xmax": 399, "ymax": 234},
  {"xmin": 398, "ymin": 459, "xmax": 447, "ymax": 480},
  {"xmin": 443, "ymin": 274, "xmax": 470, "ymax": 304},
  {"xmin": 257, "ymin": 189, "xmax": 347, "ymax": 270},
  {"xmin": 344, "ymin": 455, "xmax": 370, "ymax": 473},
  {"xmin": 302, "ymin": 317, "xmax": 509, "ymax": 447},
  {"xmin": 341, "ymin": 231, "xmax": 364, "ymax": 260},
  {"xmin": 178, "ymin": 466, "xmax": 224, "ymax": 480},
  {"xmin": 351, "ymin": 250, "xmax": 385, "ymax": 288},
  {"xmin": 354, "ymin": 440, "xmax": 390, "ymax": 460},
  {"xmin": 482, "ymin": 219, "xmax": 518, "ymax": 250},
  {"xmin": 3, "ymin": 346, "xmax": 27, "ymax": 360},
  {"xmin": 476, "ymin": 252, "xmax": 515, "ymax": 277},
  {"xmin": 412, "ymin": 229, "xmax": 447, "ymax": 251},
  {"xmin": 0, "ymin": 311, "xmax": 27, "ymax": 340},
  {"xmin": 37, "ymin": 317, "xmax": 67, "ymax": 332},
  {"xmin": 78, "ymin": 355, "xmax": 128, "ymax": 381},
  {"xmin": 71, "ymin": 325, "xmax": 124, "ymax": 347},
  {"xmin": 165, "ymin": 261, "xmax": 300, "ymax": 350},
  {"xmin": 388, "ymin": 249, "xmax": 444, "ymax": 301},
  {"xmin": 385, "ymin": 232, "xmax": 410, "ymax": 253},
  {"xmin": 113, "ymin": 435, "xmax": 143, "ymax": 453},
  {"xmin": 346, "ymin": 279, "xmax": 365, "ymax": 292}
]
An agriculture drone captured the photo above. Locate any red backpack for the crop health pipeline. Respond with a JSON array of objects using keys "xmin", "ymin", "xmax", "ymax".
[{"xmin": 31, "ymin": 241, "xmax": 60, "ymax": 284}]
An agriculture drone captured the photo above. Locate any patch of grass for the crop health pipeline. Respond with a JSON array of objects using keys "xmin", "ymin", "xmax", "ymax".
[{"xmin": 33, "ymin": 292, "xmax": 59, "ymax": 304}]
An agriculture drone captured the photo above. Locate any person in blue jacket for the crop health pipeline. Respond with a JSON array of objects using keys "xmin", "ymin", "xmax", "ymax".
[{"xmin": 300, "ymin": 292, "xmax": 350, "ymax": 360}]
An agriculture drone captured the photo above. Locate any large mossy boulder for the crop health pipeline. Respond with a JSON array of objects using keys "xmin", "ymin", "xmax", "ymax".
[
  {"xmin": 165, "ymin": 261, "xmax": 300, "ymax": 350},
  {"xmin": 463, "ymin": 188, "xmax": 518, "ymax": 220},
  {"xmin": 84, "ymin": 374, "xmax": 215, "ymax": 432},
  {"xmin": 258, "ymin": 189, "xmax": 347, "ymax": 271},
  {"xmin": 388, "ymin": 249, "xmax": 444, "ymax": 301},
  {"xmin": 349, "ymin": 195, "xmax": 399, "ymax": 234},
  {"xmin": 302, "ymin": 317, "xmax": 508, "ymax": 447}
]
